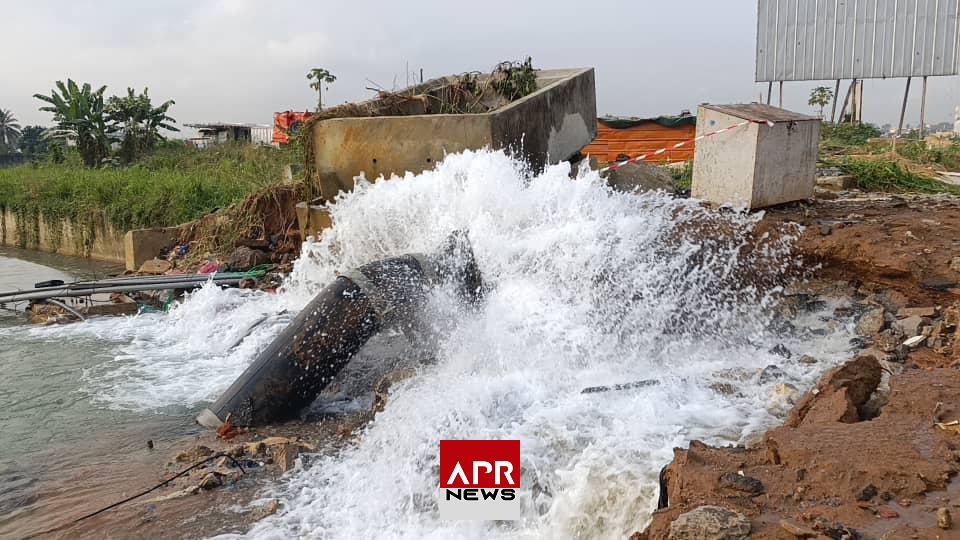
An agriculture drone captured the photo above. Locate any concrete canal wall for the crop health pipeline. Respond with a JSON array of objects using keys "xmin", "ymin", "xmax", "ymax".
[{"xmin": 0, "ymin": 207, "xmax": 126, "ymax": 264}]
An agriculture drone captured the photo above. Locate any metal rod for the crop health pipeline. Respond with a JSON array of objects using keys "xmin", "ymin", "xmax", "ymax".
[
  {"xmin": 898, "ymin": 76, "xmax": 912, "ymax": 137},
  {"xmin": 0, "ymin": 273, "xmax": 246, "ymax": 299},
  {"xmin": 919, "ymin": 76, "xmax": 928, "ymax": 138},
  {"xmin": 830, "ymin": 79, "xmax": 841, "ymax": 122},
  {"xmin": 0, "ymin": 279, "xmax": 242, "ymax": 304},
  {"xmin": 766, "ymin": 81, "xmax": 772, "ymax": 105},
  {"xmin": 779, "ymin": 81, "xmax": 784, "ymax": 107}
]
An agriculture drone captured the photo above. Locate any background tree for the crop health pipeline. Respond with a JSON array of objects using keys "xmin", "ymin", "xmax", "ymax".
[
  {"xmin": 0, "ymin": 108, "xmax": 22, "ymax": 149},
  {"xmin": 17, "ymin": 126, "xmax": 49, "ymax": 160},
  {"xmin": 808, "ymin": 86, "xmax": 834, "ymax": 118},
  {"xmin": 306, "ymin": 68, "xmax": 337, "ymax": 110},
  {"xmin": 105, "ymin": 87, "xmax": 179, "ymax": 163},
  {"xmin": 35, "ymin": 80, "xmax": 115, "ymax": 167}
]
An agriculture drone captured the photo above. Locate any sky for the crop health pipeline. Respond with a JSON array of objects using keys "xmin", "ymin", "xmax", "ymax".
[{"xmin": 3, "ymin": 0, "xmax": 960, "ymax": 133}]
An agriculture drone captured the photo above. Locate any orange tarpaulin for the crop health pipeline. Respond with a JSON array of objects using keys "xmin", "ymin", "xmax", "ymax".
[
  {"xmin": 273, "ymin": 111, "xmax": 312, "ymax": 144},
  {"xmin": 581, "ymin": 118, "xmax": 695, "ymax": 165}
]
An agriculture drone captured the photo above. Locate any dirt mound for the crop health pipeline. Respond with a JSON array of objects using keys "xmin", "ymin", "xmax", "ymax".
[
  {"xmin": 172, "ymin": 183, "xmax": 304, "ymax": 271},
  {"xmin": 760, "ymin": 195, "xmax": 960, "ymax": 307},
  {"xmin": 639, "ymin": 367, "xmax": 960, "ymax": 539},
  {"xmin": 639, "ymin": 193, "xmax": 960, "ymax": 539}
]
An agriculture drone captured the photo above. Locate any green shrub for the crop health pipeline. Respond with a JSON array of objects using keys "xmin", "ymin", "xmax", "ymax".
[{"xmin": 820, "ymin": 122, "xmax": 882, "ymax": 147}]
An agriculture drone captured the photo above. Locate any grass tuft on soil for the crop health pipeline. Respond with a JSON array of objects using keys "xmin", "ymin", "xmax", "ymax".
[{"xmin": 826, "ymin": 155, "xmax": 960, "ymax": 195}]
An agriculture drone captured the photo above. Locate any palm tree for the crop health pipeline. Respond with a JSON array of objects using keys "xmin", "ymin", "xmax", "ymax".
[
  {"xmin": 306, "ymin": 68, "xmax": 337, "ymax": 110},
  {"xmin": 0, "ymin": 108, "xmax": 22, "ymax": 148},
  {"xmin": 34, "ymin": 79, "xmax": 115, "ymax": 166}
]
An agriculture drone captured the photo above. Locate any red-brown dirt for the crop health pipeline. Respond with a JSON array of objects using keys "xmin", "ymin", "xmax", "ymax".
[{"xmin": 638, "ymin": 193, "xmax": 960, "ymax": 539}]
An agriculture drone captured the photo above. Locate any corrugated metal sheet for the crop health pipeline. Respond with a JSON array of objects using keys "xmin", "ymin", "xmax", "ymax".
[
  {"xmin": 581, "ymin": 120, "xmax": 696, "ymax": 164},
  {"xmin": 756, "ymin": 0, "xmax": 960, "ymax": 81}
]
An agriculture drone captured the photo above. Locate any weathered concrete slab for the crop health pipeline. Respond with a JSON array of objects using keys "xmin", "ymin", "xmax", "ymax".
[
  {"xmin": 692, "ymin": 104, "xmax": 820, "ymax": 209},
  {"xmin": 124, "ymin": 227, "xmax": 179, "ymax": 271},
  {"xmin": 310, "ymin": 68, "xmax": 597, "ymax": 201},
  {"xmin": 1, "ymin": 207, "xmax": 126, "ymax": 263}
]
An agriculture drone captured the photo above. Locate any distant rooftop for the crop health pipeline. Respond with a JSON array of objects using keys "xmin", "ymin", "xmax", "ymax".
[{"xmin": 184, "ymin": 122, "xmax": 271, "ymax": 129}]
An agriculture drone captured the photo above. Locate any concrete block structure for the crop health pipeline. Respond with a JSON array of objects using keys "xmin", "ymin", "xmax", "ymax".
[
  {"xmin": 691, "ymin": 104, "xmax": 820, "ymax": 209},
  {"xmin": 310, "ymin": 68, "xmax": 597, "ymax": 201}
]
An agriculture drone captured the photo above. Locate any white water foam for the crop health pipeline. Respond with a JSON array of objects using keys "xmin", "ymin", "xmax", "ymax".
[
  {"xmin": 7, "ymin": 149, "xmax": 854, "ymax": 536},
  {"xmin": 230, "ymin": 150, "xmax": 851, "ymax": 538}
]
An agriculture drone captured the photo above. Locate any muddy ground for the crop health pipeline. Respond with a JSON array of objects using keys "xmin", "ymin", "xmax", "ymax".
[{"xmin": 638, "ymin": 191, "xmax": 960, "ymax": 539}]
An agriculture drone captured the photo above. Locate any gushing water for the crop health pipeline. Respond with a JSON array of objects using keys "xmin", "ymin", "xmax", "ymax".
[
  {"xmin": 19, "ymin": 150, "xmax": 854, "ymax": 538},
  {"xmin": 241, "ymin": 150, "xmax": 850, "ymax": 538}
]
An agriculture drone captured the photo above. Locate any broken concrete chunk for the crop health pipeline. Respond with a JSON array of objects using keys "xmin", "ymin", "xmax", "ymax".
[
  {"xmin": 251, "ymin": 499, "xmax": 281, "ymax": 521},
  {"xmin": 896, "ymin": 306, "xmax": 937, "ymax": 318},
  {"xmin": 667, "ymin": 505, "xmax": 751, "ymax": 540},
  {"xmin": 855, "ymin": 307, "xmax": 885, "ymax": 336},
  {"xmin": 138, "ymin": 259, "xmax": 173, "ymax": 275},
  {"xmin": 779, "ymin": 518, "xmax": 818, "ymax": 538},
  {"xmin": 893, "ymin": 315, "xmax": 925, "ymax": 337},
  {"xmin": 273, "ymin": 442, "xmax": 299, "ymax": 473}
]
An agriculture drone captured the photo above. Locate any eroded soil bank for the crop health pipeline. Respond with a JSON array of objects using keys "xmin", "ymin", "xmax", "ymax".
[{"xmin": 638, "ymin": 192, "xmax": 960, "ymax": 539}]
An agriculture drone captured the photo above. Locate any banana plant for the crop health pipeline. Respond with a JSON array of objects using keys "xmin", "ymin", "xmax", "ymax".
[
  {"xmin": 105, "ymin": 87, "xmax": 178, "ymax": 163},
  {"xmin": 34, "ymin": 79, "xmax": 116, "ymax": 167}
]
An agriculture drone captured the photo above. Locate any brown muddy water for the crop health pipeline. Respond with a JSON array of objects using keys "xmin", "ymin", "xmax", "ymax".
[{"xmin": 0, "ymin": 247, "xmax": 205, "ymax": 539}]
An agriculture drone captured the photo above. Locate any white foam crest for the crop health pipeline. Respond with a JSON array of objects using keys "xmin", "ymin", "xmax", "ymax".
[{"xmin": 224, "ymin": 149, "xmax": 855, "ymax": 539}]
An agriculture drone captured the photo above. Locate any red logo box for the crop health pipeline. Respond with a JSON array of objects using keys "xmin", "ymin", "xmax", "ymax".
[{"xmin": 440, "ymin": 440, "xmax": 520, "ymax": 489}]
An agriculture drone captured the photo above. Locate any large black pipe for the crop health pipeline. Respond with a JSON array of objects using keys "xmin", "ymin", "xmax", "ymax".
[{"xmin": 197, "ymin": 232, "xmax": 481, "ymax": 428}]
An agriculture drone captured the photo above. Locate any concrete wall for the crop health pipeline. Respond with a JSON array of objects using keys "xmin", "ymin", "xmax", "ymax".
[
  {"xmin": 752, "ymin": 118, "xmax": 820, "ymax": 208},
  {"xmin": 691, "ymin": 107, "xmax": 760, "ymax": 208},
  {"xmin": 0, "ymin": 207, "xmax": 126, "ymax": 263},
  {"xmin": 691, "ymin": 105, "xmax": 819, "ymax": 209},
  {"xmin": 310, "ymin": 68, "xmax": 597, "ymax": 201},
  {"xmin": 489, "ymin": 68, "xmax": 597, "ymax": 171},
  {"xmin": 312, "ymin": 115, "xmax": 493, "ymax": 198}
]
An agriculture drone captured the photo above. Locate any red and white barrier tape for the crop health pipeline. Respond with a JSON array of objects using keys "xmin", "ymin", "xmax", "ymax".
[{"xmin": 599, "ymin": 119, "xmax": 776, "ymax": 173}]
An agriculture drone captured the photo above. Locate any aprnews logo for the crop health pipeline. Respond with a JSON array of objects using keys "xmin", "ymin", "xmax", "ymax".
[{"xmin": 439, "ymin": 440, "xmax": 520, "ymax": 520}]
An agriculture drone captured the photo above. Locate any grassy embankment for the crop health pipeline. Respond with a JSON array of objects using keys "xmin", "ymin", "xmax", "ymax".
[
  {"xmin": 818, "ymin": 122, "xmax": 960, "ymax": 195},
  {"xmin": 0, "ymin": 143, "xmax": 298, "ymax": 251}
]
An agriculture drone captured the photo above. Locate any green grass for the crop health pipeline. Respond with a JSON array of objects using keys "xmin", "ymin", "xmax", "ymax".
[
  {"xmin": 0, "ymin": 143, "xmax": 298, "ymax": 232},
  {"xmin": 827, "ymin": 156, "xmax": 960, "ymax": 195}
]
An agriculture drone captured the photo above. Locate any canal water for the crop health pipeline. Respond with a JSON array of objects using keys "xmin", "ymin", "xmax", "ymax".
[{"xmin": 0, "ymin": 150, "xmax": 858, "ymax": 539}]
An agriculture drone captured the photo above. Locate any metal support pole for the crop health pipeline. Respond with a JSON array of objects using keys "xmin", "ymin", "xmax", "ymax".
[
  {"xmin": 766, "ymin": 81, "xmax": 772, "ymax": 105},
  {"xmin": 837, "ymin": 79, "xmax": 855, "ymax": 123},
  {"xmin": 830, "ymin": 79, "xmax": 841, "ymax": 123},
  {"xmin": 779, "ymin": 81, "xmax": 784, "ymax": 107},
  {"xmin": 897, "ymin": 77, "xmax": 912, "ymax": 137},
  {"xmin": 855, "ymin": 80, "xmax": 863, "ymax": 124},
  {"xmin": 919, "ymin": 76, "xmax": 928, "ymax": 138}
]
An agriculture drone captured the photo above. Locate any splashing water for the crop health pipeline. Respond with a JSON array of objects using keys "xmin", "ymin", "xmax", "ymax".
[
  {"xmin": 17, "ymin": 150, "xmax": 853, "ymax": 537},
  {"xmin": 234, "ymin": 150, "xmax": 850, "ymax": 538}
]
